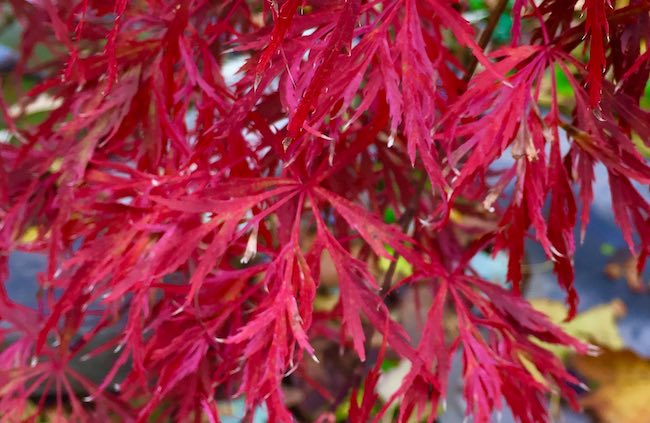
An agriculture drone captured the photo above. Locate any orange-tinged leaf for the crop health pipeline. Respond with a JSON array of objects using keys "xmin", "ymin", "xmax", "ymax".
[{"xmin": 572, "ymin": 349, "xmax": 650, "ymax": 423}]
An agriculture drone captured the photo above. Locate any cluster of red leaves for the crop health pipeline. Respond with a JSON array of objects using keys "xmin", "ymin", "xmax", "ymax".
[{"xmin": 1, "ymin": 0, "xmax": 649, "ymax": 422}]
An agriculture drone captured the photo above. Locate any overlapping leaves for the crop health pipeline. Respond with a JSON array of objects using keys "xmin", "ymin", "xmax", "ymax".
[{"xmin": 1, "ymin": 0, "xmax": 649, "ymax": 422}]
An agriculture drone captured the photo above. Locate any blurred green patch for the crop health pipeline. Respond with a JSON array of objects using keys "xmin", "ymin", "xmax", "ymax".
[
  {"xmin": 466, "ymin": 1, "xmax": 514, "ymax": 46},
  {"xmin": 641, "ymin": 79, "xmax": 650, "ymax": 110},
  {"xmin": 493, "ymin": 14, "xmax": 512, "ymax": 45},
  {"xmin": 383, "ymin": 207, "xmax": 396, "ymax": 224},
  {"xmin": 600, "ymin": 242, "xmax": 616, "ymax": 257},
  {"xmin": 554, "ymin": 64, "xmax": 574, "ymax": 98},
  {"xmin": 380, "ymin": 357, "xmax": 400, "ymax": 372},
  {"xmin": 468, "ymin": 0, "xmax": 486, "ymax": 10}
]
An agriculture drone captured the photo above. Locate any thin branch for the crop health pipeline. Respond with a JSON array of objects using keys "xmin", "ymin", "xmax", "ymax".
[
  {"xmin": 463, "ymin": 0, "xmax": 510, "ymax": 83},
  {"xmin": 380, "ymin": 172, "xmax": 427, "ymax": 297}
]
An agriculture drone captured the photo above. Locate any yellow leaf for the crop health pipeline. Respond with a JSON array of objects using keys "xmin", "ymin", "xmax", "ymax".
[
  {"xmin": 573, "ymin": 349, "xmax": 650, "ymax": 385},
  {"xmin": 377, "ymin": 255, "xmax": 413, "ymax": 278},
  {"xmin": 18, "ymin": 226, "xmax": 39, "ymax": 244},
  {"xmin": 529, "ymin": 298, "xmax": 626, "ymax": 361},
  {"xmin": 49, "ymin": 157, "xmax": 63, "ymax": 173},
  {"xmin": 572, "ymin": 349, "xmax": 650, "ymax": 423},
  {"xmin": 314, "ymin": 292, "xmax": 339, "ymax": 312},
  {"xmin": 449, "ymin": 208, "xmax": 463, "ymax": 223}
]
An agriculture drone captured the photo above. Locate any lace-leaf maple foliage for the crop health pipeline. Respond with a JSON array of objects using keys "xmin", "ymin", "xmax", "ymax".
[{"xmin": 1, "ymin": 0, "xmax": 649, "ymax": 422}]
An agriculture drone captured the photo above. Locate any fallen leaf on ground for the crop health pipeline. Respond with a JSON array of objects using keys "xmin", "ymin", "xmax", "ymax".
[
  {"xmin": 529, "ymin": 298, "xmax": 627, "ymax": 360},
  {"xmin": 572, "ymin": 349, "xmax": 650, "ymax": 423}
]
